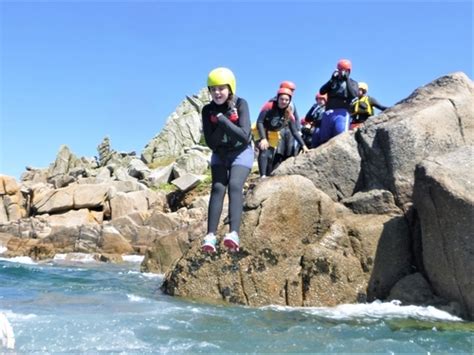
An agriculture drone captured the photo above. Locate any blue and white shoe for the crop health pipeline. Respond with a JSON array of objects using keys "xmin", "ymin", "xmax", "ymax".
[
  {"xmin": 223, "ymin": 231, "xmax": 240, "ymax": 252},
  {"xmin": 202, "ymin": 233, "xmax": 217, "ymax": 254}
]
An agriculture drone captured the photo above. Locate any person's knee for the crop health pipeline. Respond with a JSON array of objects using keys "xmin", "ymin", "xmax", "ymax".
[{"xmin": 211, "ymin": 182, "xmax": 226, "ymax": 196}]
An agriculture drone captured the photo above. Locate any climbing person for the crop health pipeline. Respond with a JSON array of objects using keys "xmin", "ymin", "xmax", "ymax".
[
  {"xmin": 201, "ymin": 67, "xmax": 253, "ymax": 253},
  {"xmin": 313, "ymin": 58, "xmax": 358, "ymax": 148},
  {"xmin": 256, "ymin": 87, "xmax": 309, "ymax": 177},
  {"xmin": 350, "ymin": 82, "xmax": 388, "ymax": 130},
  {"xmin": 258, "ymin": 81, "xmax": 301, "ymax": 159},
  {"xmin": 302, "ymin": 92, "xmax": 327, "ymax": 148},
  {"xmin": 276, "ymin": 81, "xmax": 302, "ymax": 158}
]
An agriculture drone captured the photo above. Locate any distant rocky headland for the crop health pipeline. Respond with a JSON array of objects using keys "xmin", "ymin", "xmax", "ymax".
[{"xmin": 0, "ymin": 73, "xmax": 472, "ymax": 321}]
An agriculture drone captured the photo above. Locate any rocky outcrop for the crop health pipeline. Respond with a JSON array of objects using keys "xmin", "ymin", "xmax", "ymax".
[
  {"xmin": 0, "ymin": 175, "xmax": 26, "ymax": 223},
  {"xmin": 162, "ymin": 175, "xmax": 406, "ymax": 306},
  {"xmin": 159, "ymin": 72, "xmax": 474, "ymax": 320},
  {"xmin": 275, "ymin": 72, "xmax": 473, "ymax": 208},
  {"xmin": 1, "ymin": 73, "xmax": 473, "ymax": 320},
  {"xmin": 413, "ymin": 146, "xmax": 474, "ymax": 320},
  {"xmin": 141, "ymin": 88, "xmax": 211, "ymax": 165}
]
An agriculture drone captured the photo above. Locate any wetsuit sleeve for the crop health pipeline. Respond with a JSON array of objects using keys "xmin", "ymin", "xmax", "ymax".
[
  {"xmin": 319, "ymin": 79, "xmax": 333, "ymax": 95},
  {"xmin": 216, "ymin": 98, "xmax": 251, "ymax": 144},
  {"xmin": 257, "ymin": 102, "xmax": 272, "ymax": 139},
  {"xmin": 288, "ymin": 117, "xmax": 306, "ymax": 147},
  {"xmin": 304, "ymin": 106, "xmax": 314, "ymax": 123},
  {"xmin": 293, "ymin": 104, "xmax": 301, "ymax": 130},
  {"xmin": 369, "ymin": 97, "xmax": 388, "ymax": 111},
  {"xmin": 347, "ymin": 79, "xmax": 359, "ymax": 101},
  {"xmin": 202, "ymin": 105, "xmax": 225, "ymax": 151}
]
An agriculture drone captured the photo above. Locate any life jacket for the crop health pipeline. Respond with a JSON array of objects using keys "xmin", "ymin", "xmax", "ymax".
[
  {"xmin": 251, "ymin": 122, "xmax": 280, "ymax": 148},
  {"xmin": 352, "ymin": 95, "xmax": 373, "ymax": 116},
  {"xmin": 209, "ymin": 96, "xmax": 248, "ymax": 151}
]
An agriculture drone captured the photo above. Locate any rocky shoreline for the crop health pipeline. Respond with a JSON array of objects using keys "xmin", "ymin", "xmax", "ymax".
[{"xmin": 1, "ymin": 73, "xmax": 473, "ymax": 320}]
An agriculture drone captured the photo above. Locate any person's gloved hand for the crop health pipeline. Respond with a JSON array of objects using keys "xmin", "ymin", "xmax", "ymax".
[
  {"xmin": 217, "ymin": 107, "xmax": 239, "ymax": 123},
  {"xmin": 340, "ymin": 70, "xmax": 349, "ymax": 80},
  {"xmin": 331, "ymin": 70, "xmax": 339, "ymax": 81}
]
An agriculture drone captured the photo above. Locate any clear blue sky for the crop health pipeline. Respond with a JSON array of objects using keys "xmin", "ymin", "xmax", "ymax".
[{"xmin": 1, "ymin": 0, "xmax": 472, "ymax": 180}]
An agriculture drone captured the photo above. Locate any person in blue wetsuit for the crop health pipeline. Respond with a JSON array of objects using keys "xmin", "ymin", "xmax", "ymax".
[
  {"xmin": 201, "ymin": 67, "xmax": 253, "ymax": 253},
  {"xmin": 313, "ymin": 59, "xmax": 358, "ymax": 148}
]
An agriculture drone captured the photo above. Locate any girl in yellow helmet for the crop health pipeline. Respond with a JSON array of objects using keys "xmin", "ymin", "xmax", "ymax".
[{"xmin": 201, "ymin": 67, "xmax": 253, "ymax": 253}]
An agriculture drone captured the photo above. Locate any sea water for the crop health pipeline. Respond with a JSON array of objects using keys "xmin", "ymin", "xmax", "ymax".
[{"xmin": 0, "ymin": 256, "xmax": 472, "ymax": 354}]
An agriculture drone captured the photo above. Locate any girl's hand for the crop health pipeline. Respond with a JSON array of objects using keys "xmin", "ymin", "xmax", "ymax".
[{"xmin": 259, "ymin": 139, "xmax": 269, "ymax": 150}]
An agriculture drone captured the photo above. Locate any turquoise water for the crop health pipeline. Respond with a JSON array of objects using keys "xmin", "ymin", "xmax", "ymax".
[{"xmin": 1, "ymin": 256, "xmax": 472, "ymax": 354}]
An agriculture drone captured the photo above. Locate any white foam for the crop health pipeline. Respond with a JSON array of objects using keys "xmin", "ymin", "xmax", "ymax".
[
  {"xmin": 53, "ymin": 254, "xmax": 67, "ymax": 261},
  {"xmin": 62, "ymin": 253, "xmax": 97, "ymax": 263},
  {"xmin": 263, "ymin": 300, "xmax": 463, "ymax": 322},
  {"xmin": 0, "ymin": 312, "xmax": 15, "ymax": 349},
  {"xmin": 127, "ymin": 294, "xmax": 147, "ymax": 302},
  {"xmin": 122, "ymin": 255, "xmax": 145, "ymax": 263},
  {"xmin": 0, "ymin": 256, "xmax": 36, "ymax": 265},
  {"xmin": 141, "ymin": 272, "xmax": 163, "ymax": 279},
  {"xmin": 126, "ymin": 270, "xmax": 163, "ymax": 278},
  {"xmin": 0, "ymin": 309, "xmax": 37, "ymax": 321}
]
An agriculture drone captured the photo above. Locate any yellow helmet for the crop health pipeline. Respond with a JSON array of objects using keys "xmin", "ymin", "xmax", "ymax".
[
  {"xmin": 358, "ymin": 82, "xmax": 369, "ymax": 92},
  {"xmin": 207, "ymin": 67, "xmax": 236, "ymax": 94}
]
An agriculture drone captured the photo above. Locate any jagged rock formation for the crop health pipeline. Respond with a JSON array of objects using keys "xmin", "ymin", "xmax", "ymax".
[
  {"xmin": 160, "ymin": 72, "xmax": 474, "ymax": 320},
  {"xmin": 1, "ymin": 73, "xmax": 473, "ymax": 320},
  {"xmin": 274, "ymin": 72, "xmax": 473, "ymax": 208},
  {"xmin": 141, "ymin": 88, "xmax": 211, "ymax": 166}
]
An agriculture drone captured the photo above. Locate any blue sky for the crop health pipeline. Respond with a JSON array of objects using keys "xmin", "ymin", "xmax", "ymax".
[{"xmin": 1, "ymin": 0, "xmax": 472, "ymax": 179}]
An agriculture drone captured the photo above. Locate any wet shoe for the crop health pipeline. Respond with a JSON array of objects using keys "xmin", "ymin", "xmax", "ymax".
[
  {"xmin": 202, "ymin": 233, "xmax": 217, "ymax": 254},
  {"xmin": 223, "ymin": 231, "xmax": 240, "ymax": 252}
]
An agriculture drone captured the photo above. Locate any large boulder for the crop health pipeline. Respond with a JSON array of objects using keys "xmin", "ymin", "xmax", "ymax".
[
  {"xmin": 162, "ymin": 175, "xmax": 406, "ymax": 307},
  {"xmin": 274, "ymin": 132, "xmax": 361, "ymax": 201},
  {"xmin": 413, "ymin": 146, "xmax": 474, "ymax": 320},
  {"xmin": 31, "ymin": 183, "xmax": 113, "ymax": 214},
  {"xmin": 358, "ymin": 72, "xmax": 473, "ymax": 207},
  {"xmin": 0, "ymin": 175, "xmax": 26, "ymax": 223}
]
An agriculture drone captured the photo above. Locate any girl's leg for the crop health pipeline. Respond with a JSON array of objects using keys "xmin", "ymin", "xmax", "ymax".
[
  {"xmin": 207, "ymin": 164, "xmax": 228, "ymax": 234},
  {"xmin": 258, "ymin": 149, "xmax": 272, "ymax": 177},
  {"xmin": 227, "ymin": 165, "xmax": 251, "ymax": 234}
]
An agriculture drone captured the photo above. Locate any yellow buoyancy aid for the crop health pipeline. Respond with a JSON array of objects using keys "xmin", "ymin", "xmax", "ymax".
[
  {"xmin": 251, "ymin": 123, "xmax": 280, "ymax": 148},
  {"xmin": 353, "ymin": 95, "xmax": 373, "ymax": 116}
]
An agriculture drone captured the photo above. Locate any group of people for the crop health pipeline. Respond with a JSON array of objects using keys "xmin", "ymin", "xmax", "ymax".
[{"xmin": 200, "ymin": 60, "xmax": 388, "ymax": 254}]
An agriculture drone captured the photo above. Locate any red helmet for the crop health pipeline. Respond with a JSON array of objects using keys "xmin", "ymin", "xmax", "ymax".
[
  {"xmin": 277, "ymin": 87, "xmax": 293, "ymax": 97},
  {"xmin": 337, "ymin": 59, "xmax": 352, "ymax": 71},
  {"xmin": 279, "ymin": 81, "xmax": 296, "ymax": 91},
  {"xmin": 316, "ymin": 92, "xmax": 328, "ymax": 102}
]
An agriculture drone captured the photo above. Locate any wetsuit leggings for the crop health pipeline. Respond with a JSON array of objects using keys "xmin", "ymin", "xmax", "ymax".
[
  {"xmin": 208, "ymin": 164, "xmax": 251, "ymax": 234},
  {"xmin": 258, "ymin": 147, "xmax": 275, "ymax": 177}
]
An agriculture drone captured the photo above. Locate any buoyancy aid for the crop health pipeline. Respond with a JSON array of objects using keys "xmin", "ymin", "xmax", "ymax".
[
  {"xmin": 352, "ymin": 95, "xmax": 373, "ymax": 116},
  {"xmin": 252, "ymin": 122, "xmax": 280, "ymax": 148},
  {"xmin": 208, "ymin": 97, "xmax": 247, "ymax": 151}
]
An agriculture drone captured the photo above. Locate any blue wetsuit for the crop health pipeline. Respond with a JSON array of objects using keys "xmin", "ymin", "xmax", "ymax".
[{"xmin": 313, "ymin": 74, "xmax": 358, "ymax": 147}]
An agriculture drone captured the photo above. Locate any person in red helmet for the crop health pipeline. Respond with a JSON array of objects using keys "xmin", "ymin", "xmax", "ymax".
[
  {"xmin": 256, "ymin": 87, "xmax": 309, "ymax": 177},
  {"xmin": 313, "ymin": 59, "xmax": 358, "ymax": 147},
  {"xmin": 302, "ymin": 92, "xmax": 327, "ymax": 148},
  {"xmin": 257, "ymin": 80, "xmax": 302, "ymax": 159}
]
